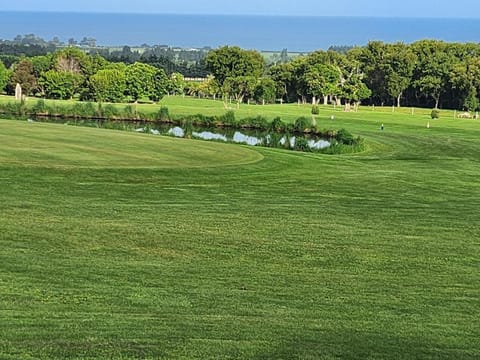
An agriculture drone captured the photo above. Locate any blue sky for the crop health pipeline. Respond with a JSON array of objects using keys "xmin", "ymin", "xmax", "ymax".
[{"xmin": 2, "ymin": 0, "xmax": 480, "ymax": 18}]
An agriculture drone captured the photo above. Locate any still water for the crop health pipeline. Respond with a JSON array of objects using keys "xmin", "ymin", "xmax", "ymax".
[
  {"xmin": 35, "ymin": 117, "xmax": 332, "ymax": 151},
  {"xmin": 139, "ymin": 124, "xmax": 330, "ymax": 150}
]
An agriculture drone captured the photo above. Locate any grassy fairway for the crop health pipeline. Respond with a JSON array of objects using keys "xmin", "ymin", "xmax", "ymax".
[
  {"xmin": 0, "ymin": 94, "xmax": 460, "ymax": 124},
  {"xmin": 0, "ymin": 107, "xmax": 479, "ymax": 359},
  {"xmin": 0, "ymin": 121, "xmax": 262, "ymax": 169}
]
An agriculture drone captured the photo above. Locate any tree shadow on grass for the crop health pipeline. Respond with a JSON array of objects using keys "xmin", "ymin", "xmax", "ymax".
[{"xmin": 250, "ymin": 329, "xmax": 478, "ymax": 360}]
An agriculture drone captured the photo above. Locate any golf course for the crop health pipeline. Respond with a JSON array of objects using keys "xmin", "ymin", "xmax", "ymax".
[{"xmin": 0, "ymin": 97, "xmax": 479, "ymax": 359}]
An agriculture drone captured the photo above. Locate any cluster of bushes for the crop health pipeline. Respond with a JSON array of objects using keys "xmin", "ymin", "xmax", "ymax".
[
  {"xmin": 0, "ymin": 99, "xmax": 175, "ymax": 122},
  {"xmin": 325, "ymin": 128, "xmax": 365, "ymax": 154},
  {"xmin": 179, "ymin": 111, "xmax": 357, "ymax": 142}
]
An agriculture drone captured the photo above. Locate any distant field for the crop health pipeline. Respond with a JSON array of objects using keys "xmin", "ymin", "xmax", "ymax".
[{"xmin": 0, "ymin": 99, "xmax": 479, "ymax": 359}]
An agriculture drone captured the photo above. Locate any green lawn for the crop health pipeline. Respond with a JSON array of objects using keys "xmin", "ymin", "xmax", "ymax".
[
  {"xmin": 0, "ymin": 94, "xmax": 460, "ymax": 125},
  {"xmin": 0, "ymin": 101, "xmax": 479, "ymax": 359}
]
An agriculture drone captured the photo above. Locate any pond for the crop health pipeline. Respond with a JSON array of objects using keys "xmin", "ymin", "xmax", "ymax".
[
  {"xmin": 30, "ymin": 117, "xmax": 333, "ymax": 151},
  {"xmin": 163, "ymin": 126, "xmax": 331, "ymax": 150}
]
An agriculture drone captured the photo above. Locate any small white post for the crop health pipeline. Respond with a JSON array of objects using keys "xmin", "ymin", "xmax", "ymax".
[{"xmin": 15, "ymin": 83, "xmax": 22, "ymax": 101}]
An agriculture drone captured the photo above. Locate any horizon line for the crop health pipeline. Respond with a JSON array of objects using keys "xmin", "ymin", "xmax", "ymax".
[{"xmin": 1, "ymin": 10, "xmax": 480, "ymax": 20}]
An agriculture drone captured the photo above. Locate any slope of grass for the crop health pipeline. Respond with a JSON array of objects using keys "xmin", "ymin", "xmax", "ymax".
[
  {"xmin": 0, "ymin": 121, "xmax": 262, "ymax": 169},
  {"xmin": 0, "ymin": 104, "xmax": 479, "ymax": 359}
]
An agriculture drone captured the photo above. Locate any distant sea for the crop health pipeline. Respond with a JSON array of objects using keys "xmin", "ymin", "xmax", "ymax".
[{"xmin": 1, "ymin": 12, "xmax": 479, "ymax": 52}]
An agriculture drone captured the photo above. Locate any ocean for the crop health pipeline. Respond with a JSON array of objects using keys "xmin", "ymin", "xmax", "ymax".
[{"xmin": 0, "ymin": 11, "xmax": 479, "ymax": 52}]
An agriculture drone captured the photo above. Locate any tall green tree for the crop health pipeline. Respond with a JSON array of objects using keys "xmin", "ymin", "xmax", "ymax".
[
  {"xmin": 340, "ymin": 52, "xmax": 372, "ymax": 110},
  {"xmin": 222, "ymin": 75, "xmax": 257, "ymax": 108},
  {"xmin": 415, "ymin": 75, "xmax": 444, "ymax": 109},
  {"xmin": 448, "ymin": 56, "xmax": 480, "ymax": 110},
  {"xmin": 39, "ymin": 70, "xmax": 83, "ymax": 99},
  {"xmin": 9, "ymin": 58, "xmax": 37, "ymax": 96},
  {"xmin": 30, "ymin": 55, "xmax": 54, "ymax": 95},
  {"xmin": 356, "ymin": 41, "xmax": 390, "ymax": 105},
  {"xmin": 253, "ymin": 77, "xmax": 276, "ymax": 105},
  {"xmin": 30, "ymin": 55, "xmax": 53, "ymax": 78},
  {"xmin": 384, "ymin": 43, "xmax": 417, "ymax": 107},
  {"xmin": 90, "ymin": 69, "xmax": 126, "ymax": 102},
  {"xmin": 290, "ymin": 56, "xmax": 310, "ymax": 103},
  {"xmin": 463, "ymin": 88, "xmax": 479, "ymax": 112},
  {"xmin": 152, "ymin": 68, "xmax": 169, "ymax": 102},
  {"xmin": 0, "ymin": 60, "xmax": 8, "ymax": 93},
  {"xmin": 205, "ymin": 46, "xmax": 265, "ymax": 86},
  {"xmin": 167, "ymin": 72, "xmax": 186, "ymax": 95},
  {"xmin": 342, "ymin": 74, "xmax": 372, "ymax": 110},
  {"xmin": 51, "ymin": 47, "xmax": 96, "ymax": 98},
  {"xmin": 125, "ymin": 62, "xmax": 158, "ymax": 102},
  {"xmin": 53, "ymin": 47, "xmax": 89, "ymax": 74},
  {"xmin": 268, "ymin": 62, "xmax": 294, "ymax": 102},
  {"xmin": 412, "ymin": 40, "xmax": 454, "ymax": 109},
  {"xmin": 198, "ymin": 75, "xmax": 220, "ymax": 99},
  {"xmin": 304, "ymin": 63, "xmax": 341, "ymax": 105}
]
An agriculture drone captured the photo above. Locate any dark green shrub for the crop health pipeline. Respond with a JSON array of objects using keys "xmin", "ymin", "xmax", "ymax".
[
  {"xmin": 199, "ymin": 114, "xmax": 215, "ymax": 126},
  {"xmin": 270, "ymin": 116, "xmax": 285, "ymax": 132},
  {"xmin": 32, "ymin": 99, "xmax": 48, "ymax": 115},
  {"xmin": 52, "ymin": 104, "xmax": 72, "ymax": 118},
  {"xmin": 294, "ymin": 116, "xmax": 312, "ymax": 133},
  {"xmin": 336, "ymin": 128, "xmax": 355, "ymax": 145},
  {"xmin": 237, "ymin": 117, "xmax": 250, "ymax": 127},
  {"xmin": 139, "ymin": 111, "xmax": 155, "ymax": 121},
  {"xmin": 431, "ymin": 108, "xmax": 440, "ymax": 119},
  {"xmin": 137, "ymin": 111, "xmax": 149, "ymax": 120},
  {"xmin": 182, "ymin": 119, "xmax": 193, "ymax": 138},
  {"xmin": 463, "ymin": 91, "xmax": 478, "ymax": 112},
  {"xmin": 101, "ymin": 104, "xmax": 120, "ymax": 119},
  {"xmin": 85, "ymin": 102, "xmax": 98, "ymax": 117},
  {"xmin": 85, "ymin": 102, "xmax": 98, "ymax": 118},
  {"xmin": 283, "ymin": 133, "xmax": 293, "ymax": 149},
  {"xmin": 158, "ymin": 106, "xmax": 170, "ymax": 121},
  {"xmin": 264, "ymin": 132, "xmax": 283, "ymax": 148},
  {"xmin": 0, "ymin": 101, "xmax": 27, "ymax": 116},
  {"xmin": 251, "ymin": 115, "xmax": 269, "ymax": 130},
  {"xmin": 220, "ymin": 110, "xmax": 236, "ymax": 125},
  {"xmin": 185, "ymin": 113, "xmax": 215, "ymax": 126},
  {"xmin": 294, "ymin": 136, "xmax": 311, "ymax": 152},
  {"xmin": 325, "ymin": 129, "xmax": 336, "ymax": 138},
  {"xmin": 123, "ymin": 105, "xmax": 138, "ymax": 119},
  {"xmin": 239, "ymin": 115, "xmax": 268, "ymax": 129},
  {"xmin": 320, "ymin": 138, "xmax": 365, "ymax": 154},
  {"xmin": 71, "ymin": 102, "xmax": 98, "ymax": 118},
  {"xmin": 311, "ymin": 104, "xmax": 319, "ymax": 115}
]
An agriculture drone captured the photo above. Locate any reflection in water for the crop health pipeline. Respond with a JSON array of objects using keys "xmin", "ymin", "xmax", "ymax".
[
  {"xmin": 193, "ymin": 131, "xmax": 228, "ymax": 142},
  {"xmin": 168, "ymin": 126, "xmax": 185, "ymax": 137},
  {"xmin": 37, "ymin": 117, "xmax": 332, "ymax": 151},
  {"xmin": 309, "ymin": 139, "xmax": 331, "ymax": 150},
  {"xmin": 232, "ymin": 131, "xmax": 263, "ymax": 146},
  {"xmin": 279, "ymin": 136, "xmax": 295, "ymax": 148},
  {"xmin": 143, "ymin": 125, "xmax": 331, "ymax": 150}
]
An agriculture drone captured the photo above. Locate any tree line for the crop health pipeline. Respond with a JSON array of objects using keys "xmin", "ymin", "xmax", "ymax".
[
  {"xmin": 201, "ymin": 40, "xmax": 480, "ymax": 111},
  {"xmin": 2, "ymin": 40, "xmax": 480, "ymax": 111},
  {"xmin": 0, "ymin": 47, "xmax": 188, "ymax": 103},
  {"xmin": 0, "ymin": 35, "xmax": 209, "ymax": 77}
]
